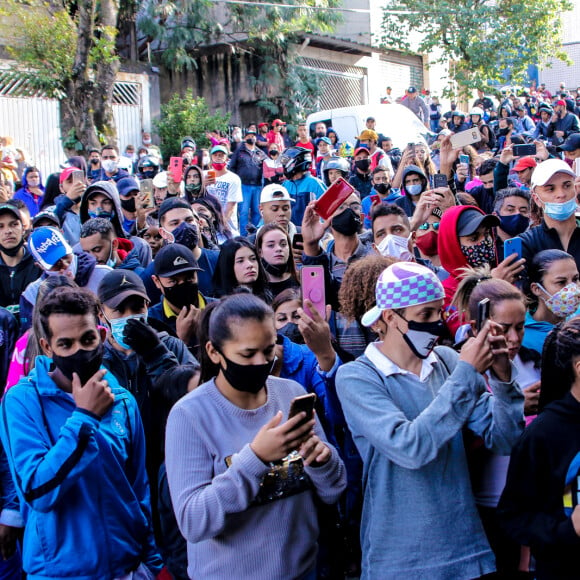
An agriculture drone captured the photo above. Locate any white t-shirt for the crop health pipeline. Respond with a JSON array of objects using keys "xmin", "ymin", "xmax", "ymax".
[{"xmin": 205, "ymin": 170, "xmax": 243, "ymax": 235}]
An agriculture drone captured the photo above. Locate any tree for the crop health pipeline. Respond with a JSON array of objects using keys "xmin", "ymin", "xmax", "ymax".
[
  {"xmin": 154, "ymin": 90, "xmax": 231, "ymax": 159},
  {"xmin": 138, "ymin": 0, "xmax": 340, "ymax": 122},
  {"xmin": 1, "ymin": 0, "xmax": 120, "ymax": 154},
  {"xmin": 379, "ymin": 0, "xmax": 572, "ymax": 97}
]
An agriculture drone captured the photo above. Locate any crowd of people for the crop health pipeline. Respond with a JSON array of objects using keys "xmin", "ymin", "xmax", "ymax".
[{"xmin": 1, "ymin": 80, "xmax": 580, "ymax": 579}]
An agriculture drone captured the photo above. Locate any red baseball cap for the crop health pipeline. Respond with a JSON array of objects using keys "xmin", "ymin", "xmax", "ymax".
[
  {"xmin": 555, "ymin": 100, "xmax": 567, "ymax": 107},
  {"xmin": 258, "ymin": 122, "xmax": 269, "ymax": 128},
  {"xmin": 512, "ymin": 156, "xmax": 537, "ymax": 172},
  {"xmin": 59, "ymin": 166, "xmax": 80, "ymax": 184},
  {"xmin": 272, "ymin": 119, "xmax": 286, "ymax": 126},
  {"xmin": 353, "ymin": 147, "xmax": 370, "ymax": 157}
]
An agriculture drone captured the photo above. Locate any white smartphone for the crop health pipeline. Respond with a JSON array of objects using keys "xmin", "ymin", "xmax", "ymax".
[{"xmin": 449, "ymin": 127, "xmax": 482, "ymax": 150}]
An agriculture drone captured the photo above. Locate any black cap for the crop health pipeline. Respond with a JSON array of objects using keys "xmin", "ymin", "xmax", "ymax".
[
  {"xmin": 158, "ymin": 197, "xmax": 193, "ymax": 224},
  {"xmin": 0, "ymin": 203, "xmax": 22, "ymax": 222},
  {"xmin": 32, "ymin": 208, "xmax": 61, "ymax": 228},
  {"xmin": 154, "ymin": 244, "xmax": 202, "ymax": 278},
  {"xmin": 457, "ymin": 209, "xmax": 500, "ymax": 236},
  {"xmin": 559, "ymin": 133, "xmax": 580, "ymax": 152},
  {"xmin": 366, "ymin": 116, "xmax": 376, "ymax": 122},
  {"xmin": 408, "ymin": 86, "xmax": 417, "ymax": 93},
  {"xmin": 97, "ymin": 269, "xmax": 150, "ymax": 308}
]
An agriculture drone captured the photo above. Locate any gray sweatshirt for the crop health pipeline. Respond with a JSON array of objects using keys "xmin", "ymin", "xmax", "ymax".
[
  {"xmin": 165, "ymin": 376, "xmax": 346, "ymax": 579},
  {"xmin": 336, "ymin": 344, "xmax": 524, "ymax": 580}
]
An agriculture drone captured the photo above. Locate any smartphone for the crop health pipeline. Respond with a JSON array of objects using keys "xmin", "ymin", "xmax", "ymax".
[
  {"xmin": 288, "ymin": 393, "xmax": 317, "ymax": 428},
  {"xmin": 504, "ymin": 237, "xmax": 522, "ymax": 261},
  {"xmin": 370, "ymin": 194, "xmax": 380, "ymax": 205},
  {"xmin": 291, "ymin": 232, "xmax": 304, "ymax": 250},
  {"xmin": 312, "ymin": 177, "xmax": 355, "ymax": 220},
  {"xmin": 459, "ymin": 154, "xmax": 470, "ymax": 166},
  {"xmin": 575, "ymin": 158, "xmax": 580, "ymax": 177},
  {"xmin": 449, "ymin": 127, "xmax": 482, "ymax": 150},
  {"xmin": 206, "ymin": 169, "xmax": 217, "ymax": 181},
  {"xmin": 433, "ymin": 173, "xmax": 447, "ymax": 188},
  {"xmin": 301, "ymin": 266, "xmax": 326, "ymax": 319},
  {"xmin": 169, "ymin": 156, "xmax": 184, "ymax": 182},
  {"xmin": 71, "ymin": 169, "xmax": 84, "ymax": 183},
  {"xmin": 140, "ymin": 178, "xmax": 154, "ymax": 208},
  {"xmin": 512, "ymin": 143, "xmax": 537, "ymax": 157},
  {"xmin": 476, "ymin": 298, "xmax": 490, "ymax": 333}
]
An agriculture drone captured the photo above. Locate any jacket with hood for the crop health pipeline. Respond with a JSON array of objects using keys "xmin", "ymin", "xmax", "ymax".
[
  {"xmin": 0, "ymin": 356, "xmax": 163, "ymax": 579},
  {"xmin": 78, "ymin": 181, "xmax": 151, "ymax": 268},
  {"xmin": 498, "ymin": 391, "xmax": 580, "ymax": 579},
  {"xmin": 395, "ymin": 164, "xmax": 428, "ymax": 217},
  {"xmin": 13, "ymin": 167, "xmax": 45, "ymax": 217},
  {"xmin": 522, "ymin": 310, "xmax": 554, "ymax": 357},
  {"xmin": 0, "ymin": 249, "xmax": 41, "ymax": 310},
  {"xmin": 54, "ymin": 195, "xmax": 81, "ymax": 246},
  {"xmin": 115, "ymin": 238, "xmax": 144, "ymax": 275},
  {"xmin": 438, "ymin": 205, "xmax": 497, "ymax": 335},
  {"xmin": 19, "ymin": 252, "xmax": 112, "ymax": 333}
]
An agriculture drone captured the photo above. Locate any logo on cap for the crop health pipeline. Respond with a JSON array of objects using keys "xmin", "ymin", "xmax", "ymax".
[
  {"xmin": 36, "ymin": 231, "xmax": 63, "ymax": 255},
  {"xmin": 120, "ymin": 275, "xmax": 130, "ymax": 286},
  {"xmin": 173, "ymin": 256, "xmax": 188, "ymax": 266}
]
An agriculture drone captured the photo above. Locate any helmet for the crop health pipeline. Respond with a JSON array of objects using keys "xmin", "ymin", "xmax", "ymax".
[
  {"xmin": 280, "ymin": 146, "xmax": 312, "ymax": 178},
  {"xmin": 538, "ymin": 103, "xmax": 553, "ymax": 115},
  {"xmin": 469, "ymin": 107, "xmax": 484, "ymax": 117},
  {"xmin": 339, "ymin": 141, "xmax": 354, "ymax": 158},
  {"xmin": 322, "ymin": 156, "xmax": 350, "ymax": 186},
  {"xmin": 137, "ymin": 155, "xmax": 160, "ymax": 179},
  {"xmin": 452, "ymin": 111, "xmax": 466, "ymax": 119}
]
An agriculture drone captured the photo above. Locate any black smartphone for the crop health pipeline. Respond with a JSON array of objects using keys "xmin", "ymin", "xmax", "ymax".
[
  {"xmin": 292, "ymin": 232, "xmax": 304, "ymax": 250},
  {"xmin": 288, "ymin": 393, "xmax": 316, "ymax": 428},
  {"xmin": 476, "ymin": 298, "xmax": 490, "ymax": 333},
  {"xmin": 433, "ymin": 173, "xmax": 448, "ymax": 188},
  {"xmin": 513, "ymin": 143, "xmax": 536, "ymax": 157}
]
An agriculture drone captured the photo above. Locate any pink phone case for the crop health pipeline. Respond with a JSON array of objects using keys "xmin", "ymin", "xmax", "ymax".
[
  {"xmin": 301, "ymin": 266, "xmax": 326, "ymax": 319},
  {"xmin": 169, "ymin": 157, "xmax": 184, "ymax": 182}
]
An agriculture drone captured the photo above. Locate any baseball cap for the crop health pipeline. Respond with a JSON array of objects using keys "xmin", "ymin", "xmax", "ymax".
[
  {"xmin": 512, "ymin": 156, "xmax": 537, "ymax": 172},
  {"xmin": 260, "ymin": 184, "xmax": 295, "ymax": 204},
  {"xmin": 117, "ymin": 177, "xmax": 140, "ymax": 198},
  {"xmin": 258, "ymin": 122, "xmax": 269, "ymax": 128},
  {"xmin": 0, "ymin": 203, "xmax": 22, "ymax": 222},
  {"xmin": 154, "ymin": 244, "xmax": 201, "ymax": 278},
  {"xmin": 59, "ymin": 167, "xmax": 79, "ymax": 184},
  {"xmin": 158, "ymin": 197, "xmax": 193, "ymax": 224},
  {"xmin": 98, "ymin": 269, "xmax": 150, "ymax": 308},
  {"xmin": 32, "ymin": 208, "xmax": 61, "ymax": 228},
  {"xmin": 353, "ymin": 146, "xmax": 370, "ymax": 156},
  {"xmin": 366, "ymin": 116, "xmax": 376, "ymax": 122},
  {"xmin": 210, "ymin": 145, "xmax": 228, "ymax": 156},
  {"xmin": 245, "ymin": 128, "xmax": 257, "ymax": 135},
  {"xmin": 316, "ymin": 137, "xmax": 332, "ymax": 146},
  {"xmin": 559, "ymin": 133, "xmax": 580, "ymax": 152},
  {"xmin": 408, "ymin": 86, "xmax": 417, "ymax": 94},
  {"xmin": 531, "ymin": 158, "xmax": 576, "ymax": 190},
  {"xmin": 361, "ymin": 262, "xmax": 445, "ymax": 327},
  {"xmin": 28, "ymin": 226, "xmax": 72, "ymax": 270},
  {"xmin": 456, "ymin": 209, "xmax": 500, "ymax": 237},
  {"xmin": 357, "ymin": 130, "xmax": 379, "ymax": 142},
  {"xmin": 555, "ymin": 100, "xmax": 567, "ymax": 107},
  {"xmin": 272, "ymin": 119, "xmax": 286, "ymax": 126},
  {"xmin": 181, "ymin": 137, "xmax": 196, "ymax": 151},
  {"xmin": 152, "ymin": 171, "xmax": 168, "ymax": 189}
]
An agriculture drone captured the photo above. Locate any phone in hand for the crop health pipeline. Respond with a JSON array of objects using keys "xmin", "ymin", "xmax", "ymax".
[
  {"xmin": 476, "ymin": 298, "xmax": 490, "ymax": 333},
  {"xmin": 370, "ymin": 194, "xmax": 380, "ymax": 205},
  {"xmin": 433, "ymin": 173, "xmax": 448, "ymax": 188},
  {"xmin": 459, "ymin": 154, "xmax": 470, "ymax": 166},
  {"xmin": 169, "ymin": 157, "xmax": 184, "ymax": 183},
  {"xmin": 291, "ymin": 232, "xmax": 304, "ymax": 250},
  {"xmin": 312, "ymin": 177, "xmax": 355, "ymax": 220},
  {"xmin": 71, "ymin": 170, "xmax": 84, "ymax": 183},
  {"xmin": 288, "ymin": 393, "xmax": 317, "ymax": 429},
  {"xmin": 140, "ymin": 179, "xmax": 154, "ymax": 208},
  {"xmin": 449, "ymin": 127, "xmax": 482, "ymax": 150},
  {"xmin": 301, "ymin": 266, "xmax": 325, "ymax": 319},
  {"xmin": 504, "ymin": 237, "xmax": 522, "ymax": 261},
  {"xmin": 512, "ymin": 143, "xmax": 536, "ymax": 157}
]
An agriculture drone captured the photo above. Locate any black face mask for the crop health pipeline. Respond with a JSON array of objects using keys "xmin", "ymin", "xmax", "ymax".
[
  {"xmin": 90, "ymin": 158, "xmax": 99, "ymax": 165},
  {"xmin": 355, "ymin": 159, "xmax": 370, "ymax": 172},
  {"xmin": 262, "ymin": 259, "xmax": 288, "ymax": 278},
  {"xmin": 269, "ymin": 151, "xmax": 279, "ymax": 158},
  {"xmin": 499, "ymin": 127, "xmax": 510, "ymax": 136},
  {"xmin": 120, "ymin": 197, "xmax": 136, "ymax": 212},
  {"xmin": 163, "ymin": 281, "xmax": 199, "ymax": 310},
  {"xmin": 375, "ymin": 183, "xmax": 391, "ymax": 195},
  {"xmin": 278, "ymin": 323, "xmax": 304, "ymax": 344},
  {"xmin": 246, "ymin": 137, "xmax": 257, "ymax": 145},
  {"xmin": 172, "ymin": 221, "xmax": 199, "ymax": 250},
  {"xmin": 315, "ymin": 131, "xmax": 325, "ymax": 138},
  {"xmin": 0, "ymin": 237, "xmax": 24, "ymax": 257},
  {"xmin": 185, "ymin": 183, "xmax": 202, "ymax": 198},
  {"xmin": 52, "ymin": 342, "xmax": 104, "ymax": 385},
  {"xmin": 217, "ymin": 350, "xmax": 274, "ymax": 393},
  {"xmin": 331, "ymin": 208, "xmax": 361, "ymax": 236}
]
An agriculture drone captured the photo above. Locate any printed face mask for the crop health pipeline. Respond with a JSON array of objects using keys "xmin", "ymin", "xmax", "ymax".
[
  {"xmin": 88, "ymin": 207, "xmax": 115, "ymax": 220},
  {"xmin": 394, "ymin": 311, "xmax": 446, "ymax": 359},
  {"xmin": 377, "ymin": 234, "xmax": 413, "ymax": 261},
  {"xmin": 460, "ymin": 237, "xmax": 496, "ymax": 268},
  {"xmin": 537, "ymin": 282, "xmax": 580, "ymax": 318}
]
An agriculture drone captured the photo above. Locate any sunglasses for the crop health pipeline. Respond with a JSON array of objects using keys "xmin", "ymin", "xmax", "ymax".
[{"xmin": 418, "ymin": 221, "xmax": 440, "ymax": 231}]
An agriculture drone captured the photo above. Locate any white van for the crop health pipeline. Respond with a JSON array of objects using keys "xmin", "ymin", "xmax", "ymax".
[{"xmin": 305, "ymin": 103, "xmax": 432, "ymax": 150}]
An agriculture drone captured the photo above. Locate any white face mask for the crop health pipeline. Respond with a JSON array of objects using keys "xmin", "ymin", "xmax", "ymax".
[
  {"xmin": 377, "ymin": 234, "xmax": 414, "ymax": 261},
  {"xmin": 102, "ymin": 160, "xmax": 118, "ymax": 173}
]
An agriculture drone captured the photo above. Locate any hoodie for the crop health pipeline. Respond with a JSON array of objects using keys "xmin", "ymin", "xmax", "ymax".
[
  {"xmin": 0, "ymin": 249, "xmax": 41, "ymax": 310},
  {"xmin": 522, "ymin": 310, "xmax": 554, "ymax": 356},
  {"xmin": 395, "ymin": 164, "xmax": 428, "ymax": 217},
  {"xmin": 79, "ymin": 181, "xmax": 151, "ymax": 267},
  {"xmin": 13, "ymin": 167, "xmax": 45, "ymax": 217}
]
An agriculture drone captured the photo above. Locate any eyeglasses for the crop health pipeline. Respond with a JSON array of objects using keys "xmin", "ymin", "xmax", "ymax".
[
  {"xmin": 339, "ymin": 202, "xmax": 362, "ymax": 212},
  {"xmin": 418, "ymin": 221, "xmax": 440, "ymax": 231}
]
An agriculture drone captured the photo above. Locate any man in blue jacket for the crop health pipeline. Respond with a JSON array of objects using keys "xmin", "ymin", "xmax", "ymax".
[{"xmin": 0, "ymin": 286, "xmax": 163, "ymax": 579}]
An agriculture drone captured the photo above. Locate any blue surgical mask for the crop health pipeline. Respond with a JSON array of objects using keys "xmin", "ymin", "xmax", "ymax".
[
  {"xmin": 88, "ymin": 208, "xmax": 115, "ymax": 220},
  {"xmin": 109, "ymin": 314, "xmax": 146, "ymax": 350},
  {"xmin": 406, "ymin": 184, "xmax": 422, "ymax": 196},
  {"xmin": 541, "ymin": 197, "xmax": 577, "ymax": 221}
]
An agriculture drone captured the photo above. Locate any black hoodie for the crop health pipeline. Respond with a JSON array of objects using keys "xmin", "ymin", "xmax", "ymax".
[{"xmin": 498, "ymin": 391, "xmax": 580, "ymax": 578}]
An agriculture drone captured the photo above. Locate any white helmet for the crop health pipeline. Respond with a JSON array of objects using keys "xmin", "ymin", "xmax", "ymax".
[{"xmin": 469, "ymin": 107, "xmax": 484, "ymax": 117}]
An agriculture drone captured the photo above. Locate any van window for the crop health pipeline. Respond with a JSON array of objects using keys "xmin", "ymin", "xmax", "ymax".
[{"xmin": 309, "ymin": 120, "xmax": 332, "ymax": 139}]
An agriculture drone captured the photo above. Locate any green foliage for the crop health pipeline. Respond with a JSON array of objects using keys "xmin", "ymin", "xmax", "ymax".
[
  {"xmin": 380, "ymin": 0, "xmax": 573, "ymax": 97},
  {"xmin": 154, "ymin": 90, "xmax": 231, "ymax": 158}
]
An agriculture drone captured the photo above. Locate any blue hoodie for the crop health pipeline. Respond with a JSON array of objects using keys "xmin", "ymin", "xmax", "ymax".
[
  {"xmin": 13, "ymin": 167, "xmax": 45, "ymax": 217},
  {"xmin": 0, "ymin": 356, "xmax": 162, "ymax": 579},
  {"xmin": 522, "ymin": 310, "xmax": 554, "ymax": 356}
]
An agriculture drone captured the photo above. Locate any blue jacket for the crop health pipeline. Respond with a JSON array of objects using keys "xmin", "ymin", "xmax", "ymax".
[
  {"xmin": 228, "ymin": 143, "xmax": 266, "ymax": 185},
  {"xmin": 0, "ymin": 356, "xmax": 162, "ymax": 579}
]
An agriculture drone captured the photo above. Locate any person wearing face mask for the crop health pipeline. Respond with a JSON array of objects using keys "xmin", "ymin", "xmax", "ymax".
[
  {"xmin": 228, "ymin": 128, "xmax": 267, "ymax": 235},
  {"xmin": 91, "ymin": 144, "xmax": 129, "ymax": 184},
  {"xmin": 87, "ymin": 148, "xmax": 101, "ymax": 182},
  {"xmin": 13, "ymin": 166, "xmax": 45, "ymax": 217},
  {"xmin": 336, "ymin": 261, "xmax": 523, "ymax": 580},
  {"xmin": 80, "ymin": 218, "xmax": 144, "ymax": 274},
  {"xmin": 295, "ymin": 122, "xmax": 316, "ymax": 175},
  {"xmin": 531, "ymin": 104, "xmax": 554, "ymax": 141},
  {"xmin": 0, "ymin": 203, "xmax": 40, "ymax": 313},
  {"xmin": 547, "ymin": 99, "xmax": 580, "ymax": 144},
  {"xmin": 492, "ymin": 188, "xmax": 531, "ymax": 260},
  {"xmin": 395, "ymin": 165, "xmax": 429, "ymax": 217},
  {"xmin": 78, "ymin": 180, "xmax": 152, "ymax": 268},
  {"xmin": 183, "ymin": 165, "xmax": 207, "ymax": 203},
  {"xmin": 116, "ymin": 176, "xmax": 141, "ymax": 232},
  {"xmin": 150, "ymin": 244, "xmax": 212, "ymax": 355},
  {"xmin": 348, "ymin": 147, "xmax": 373, "ymax": 199},
  {"xmin": 165, "ymin": 293, "xmax": 345, "ymax": 580},
  {"xmin": 180, "ymin": 137, "xmax": 197, "ymax": 166},
  {"xmin": 361, "ymin": 168, "xmax": 400, "ymax": 228},
  {"xmin": 262, "ymin": 143, "xmax": 285, "ymax": 184},
  {"xmin": 0, "ymin": 286, "xmax": 164, "ymax": 580}
]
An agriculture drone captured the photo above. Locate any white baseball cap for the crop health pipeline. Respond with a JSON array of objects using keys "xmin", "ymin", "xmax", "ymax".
[
  {"xmin": 530, "ymin": 159, "xmax": 575, "ymax": 191},
  {"xmin": 152, "ymin": 171, "xmax": 168, "ymax": 189},
  {"xmin": 260, "ymin": 184, "xmax": 295, "ymax": 204}
]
